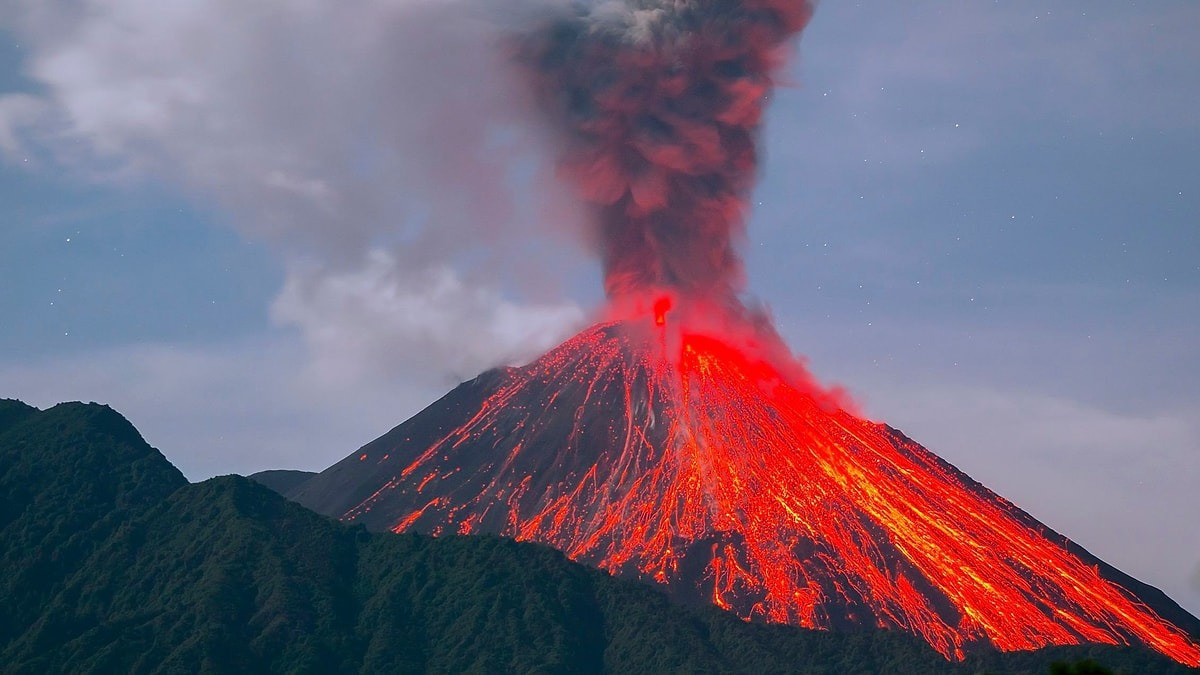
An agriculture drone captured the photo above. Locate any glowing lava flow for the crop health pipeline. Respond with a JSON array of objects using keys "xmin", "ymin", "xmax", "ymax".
[{"xmin": 314, "ymin": 305, "xmax": 1200, "ymax": 665}]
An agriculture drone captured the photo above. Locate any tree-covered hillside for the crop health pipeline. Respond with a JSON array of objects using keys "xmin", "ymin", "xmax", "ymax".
[{"xmin": 0, "ymin": 399, "xmax": 1194, "ymax": 674}]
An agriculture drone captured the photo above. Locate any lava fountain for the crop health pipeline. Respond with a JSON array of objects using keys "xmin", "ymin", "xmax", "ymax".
[{"xmin": 291, "ymin": 0, "xmax": 1200, "ymax": 665}]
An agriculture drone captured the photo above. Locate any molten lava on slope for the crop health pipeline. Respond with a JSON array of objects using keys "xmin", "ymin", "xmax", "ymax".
[{"xmin": 292, "ymin": 300, "xmax": 1200, "ymax": 665}]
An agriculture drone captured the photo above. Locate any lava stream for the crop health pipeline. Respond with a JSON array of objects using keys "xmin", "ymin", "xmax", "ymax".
[{"xmin": 334, "ymin": 307, "xmax": 1200, "ymax": 665}]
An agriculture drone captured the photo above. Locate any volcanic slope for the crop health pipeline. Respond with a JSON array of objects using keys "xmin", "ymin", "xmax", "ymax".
[{"xmin": 289, "ymin": 318, "xmax": 1200, "ymax": 665}]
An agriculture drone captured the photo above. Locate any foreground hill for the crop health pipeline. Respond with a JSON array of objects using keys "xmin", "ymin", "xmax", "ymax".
[
  {"xmin": 248, "ymin": 469, "xmax": 317, "ymax": 495},
  {"xmin": 0, "ymin": 399, "xmax": 1194, "ymax": 674}
]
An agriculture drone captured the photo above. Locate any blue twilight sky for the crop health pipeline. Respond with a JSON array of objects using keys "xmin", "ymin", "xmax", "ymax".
[{"xmin": 2, "ymin": 2, "xmax": 1198, "ymax": 616}]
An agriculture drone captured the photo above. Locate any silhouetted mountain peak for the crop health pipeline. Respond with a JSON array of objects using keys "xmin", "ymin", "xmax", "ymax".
[
  {"xmin": 0, "ymin": 398, "xmax": 37, "ymax": 435},
  {"xmin": 0, "ymin": 400, "xmax": 188, "ymax": 649},
  {"xmin": 249, "ymin": 469, "xmax": 317, "ymax": 496}
]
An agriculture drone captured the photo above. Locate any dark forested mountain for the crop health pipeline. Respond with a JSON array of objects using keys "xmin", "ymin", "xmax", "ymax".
[
  {"xmin": 0, "ymin": 398, "xmax": 1195, "ymax": 674},
  {"xmin": 249, "ymin": 469, "xmax": 317, "ymax": 495}
]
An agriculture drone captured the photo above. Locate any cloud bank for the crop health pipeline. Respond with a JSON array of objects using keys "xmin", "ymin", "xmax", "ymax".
[{"xmin": 1, "ymin": 0, "xmax": 589, "ymax": 380}]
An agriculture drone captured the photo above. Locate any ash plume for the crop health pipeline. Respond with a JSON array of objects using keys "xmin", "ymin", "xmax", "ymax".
[{"xmin": 519, "ymin": 0, "xmax": 814, "ymax": 301}]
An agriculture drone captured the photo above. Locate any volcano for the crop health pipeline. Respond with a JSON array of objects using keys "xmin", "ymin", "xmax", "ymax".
[
  {"xmin": 283, "ymin": 0, "xmax": 1200, "ymax": 665},
  {"xmin": 290, "ymin": 301, "xmax": 1200, "ymax": 665}
]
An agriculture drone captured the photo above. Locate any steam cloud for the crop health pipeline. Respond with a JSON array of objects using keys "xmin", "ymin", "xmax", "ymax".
[{"xmin": 520, "ymin": 0, "xmax": 814, "ymax": 301}]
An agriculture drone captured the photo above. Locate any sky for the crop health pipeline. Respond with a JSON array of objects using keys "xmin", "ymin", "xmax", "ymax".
[{"xmin": 2, "ymin": 1, "xmax": 1198, "ymax": 618}]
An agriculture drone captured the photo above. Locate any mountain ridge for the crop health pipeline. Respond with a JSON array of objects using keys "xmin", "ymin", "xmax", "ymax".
[
  {"xmin": 2, "ymin": 398, "xmax": 1196, "ymax": 673},
  {"xmin": 249, "ymin": 469, "xmax": 318, "ymax": 495}
]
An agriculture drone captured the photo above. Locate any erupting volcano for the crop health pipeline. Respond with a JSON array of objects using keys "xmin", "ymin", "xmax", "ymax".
[
  {"xmin": 292, "ymin": 302, "xmax": 1200, "ymax": 664},
  {"xmin": 291, "ymin": 0, "xmax": 1200, "ymax": 666}
]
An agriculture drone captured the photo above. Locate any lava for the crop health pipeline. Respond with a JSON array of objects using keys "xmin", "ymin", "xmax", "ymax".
[
  {"xmin": 653, "ymin": 296, "xmax": 671, "ymax": 325},
  {"xmin": 330, "ymin": 306, "xmax": 1200, "ymax": 665}
]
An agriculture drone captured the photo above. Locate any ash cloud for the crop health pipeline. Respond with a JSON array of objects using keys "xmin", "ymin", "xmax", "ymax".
[{"xmin": 518, "ymin": 0, "xmax": 814, "ymax": 301}]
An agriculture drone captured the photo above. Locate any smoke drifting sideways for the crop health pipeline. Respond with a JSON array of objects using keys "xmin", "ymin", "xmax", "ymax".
[
  {"xmin": 0, "ymin": 0, "xmax": 595, "ymax": 385},
  {"xmin": 518, "ymin": 0, "xmax": 814, "ymax": 303}
]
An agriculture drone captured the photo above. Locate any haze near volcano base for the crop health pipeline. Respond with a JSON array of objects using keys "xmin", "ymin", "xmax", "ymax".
[{"xmin": 1, "ymin": 0, "xmax": 1198, "ymax": 633}]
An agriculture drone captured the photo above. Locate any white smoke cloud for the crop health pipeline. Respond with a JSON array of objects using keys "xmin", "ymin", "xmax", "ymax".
[
  {"xmin": 272, "ymin": 250, "xmax": 583, "ymax": 386},
  {"xmin": 0, "ymin": 0, "xmax": 589, "ymax": 381}
]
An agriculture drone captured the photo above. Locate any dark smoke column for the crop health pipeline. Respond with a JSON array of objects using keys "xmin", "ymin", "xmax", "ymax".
[{"xmin": 520, "ymin": 0, "xmax": 813, "ymax": 301}]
